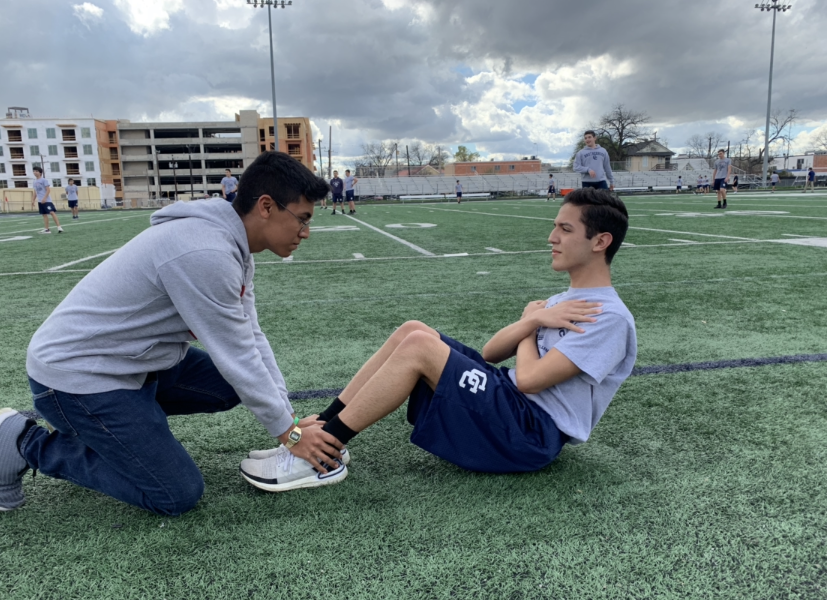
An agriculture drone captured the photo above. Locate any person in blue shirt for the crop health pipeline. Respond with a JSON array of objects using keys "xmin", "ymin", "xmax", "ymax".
[
  {"xmin": 244, "ymin": 187, "xmax": 637, "ymax": 488},
  {"xmin": 32, "ymin": 167, "xmax": 63, "ymax": 234},
  {"xmin": 66, "ymin": 179, "xmax": 80, "ymax": 219},
  {"xmin": 330, "ymin": 171, "xmax": 344, "ymax": 215},
  {"xmin": 803, "ymin": 167, "xmax": 816, "ymax": 193}
]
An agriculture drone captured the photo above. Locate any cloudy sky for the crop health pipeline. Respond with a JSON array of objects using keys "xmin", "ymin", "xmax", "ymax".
[{"xmin": 2, "ymin": 0, "xmax": 826, "ymax": 170}]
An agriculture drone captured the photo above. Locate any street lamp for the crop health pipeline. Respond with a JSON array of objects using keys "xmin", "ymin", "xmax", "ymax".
[
  {"xmin": 246, "ymin": 0, "xmax": 292, "ymax": 145},
  {"xmin": 169, "ymin": 160, "xmax": 179, "ymax": 199},
  {"xmin": 755, "ymin": 1, "xmax": 792, "ymax": 188}
]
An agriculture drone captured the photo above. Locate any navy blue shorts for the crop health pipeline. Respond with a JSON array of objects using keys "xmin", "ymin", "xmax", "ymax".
[
  {"xmin": 68, "ymin": 200, "xmax": 78, "ymax": 208},
  {"xmin": 346, "ymin": 190, "xmax": 356, "ymax": 201},
  {"xmin": 407, "ymin": 333, "xmax": 568, "ymax": 473},
  {"xmin": 456, "ymin": 192, "xmax": 463, "ymax": 198},
  {"xmin": 38, "ymin": 202, "xmax": 57, "ymax": 215},
  {"xmin": 713, "ymin": 178, "xmax": 726, "ymax": 191},
  {"xmin": 582, "ymin": 181, "xmax": 609, "ymax": 190},
  {"xmin": 225, "ymin": 192, "xmax": 236, "ymax": 203},
  {"xmin": 332, "ymin": 193, "xmax": 343, "ymax": 202}
]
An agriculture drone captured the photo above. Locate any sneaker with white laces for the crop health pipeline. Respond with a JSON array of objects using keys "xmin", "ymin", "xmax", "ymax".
[
  {"xmin": 249, "ymin": 446, "xmax": 350, "ymax": 465},
  {"xmin": 0, "ymin": 409, "xmax": 33, "ymax": 512},
  {"xmin": 239, "ymin": 445, "xmax": 347, "ymax": 492},
  {"xmin": 57, "ymin": 227, "xmax": 64, "ymax": 233},
  {"xmin": 39, "ymin": 229, "xmax": 51, "ymax": 234}
]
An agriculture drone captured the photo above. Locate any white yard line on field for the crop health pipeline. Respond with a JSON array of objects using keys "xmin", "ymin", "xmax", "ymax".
[
  {"xmin": 46, "ymin": 249, "xmax": 120, "ymax": 271},
  {"xmin": 0, "ymin": 214, "xmax": 148, "ymax": 236},
  {"xmin": 345, "ymin": 215, "xmax": 435, "ymax": 256}
]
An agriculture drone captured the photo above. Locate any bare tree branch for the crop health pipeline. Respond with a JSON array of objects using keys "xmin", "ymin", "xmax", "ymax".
[{"xmin": 594, "ymin": 104, "xmax": 652, "ymax": 160}]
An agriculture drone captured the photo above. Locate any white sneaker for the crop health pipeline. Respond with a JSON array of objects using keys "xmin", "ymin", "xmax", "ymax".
[
  {"xmin": 240, "ymin": 445, "xmax": 347, "ymax": 492},
  {"xmin": 57, "ymin": 227, "xmax": 64, "ymax": 233},
  {"xmin": 39, "ymin": 229, "xmax": 51, "ymax": 234},
  {"xmin": 248, "ymin": 446, "xmax": 350, "ymax": 465}
]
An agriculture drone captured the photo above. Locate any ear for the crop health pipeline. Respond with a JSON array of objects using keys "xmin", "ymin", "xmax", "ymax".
[
  {"xmin": 592, "ymin": 232, "xmax": 613, "ymax": 254},
  {"xmin": 256, "ymin": 194, "xmax": 276, "ymax": 219}
]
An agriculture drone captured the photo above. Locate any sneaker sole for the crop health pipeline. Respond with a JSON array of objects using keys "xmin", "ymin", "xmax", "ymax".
[{"xmin": 240, "ymin": 464, "xmax": 348, "ymax": 493}]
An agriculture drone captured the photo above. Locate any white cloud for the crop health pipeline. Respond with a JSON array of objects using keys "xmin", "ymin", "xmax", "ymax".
[
  {"xmin": 72, "ymin": 3, "xmax": 104, "ymax": 27},
  {"xmin": 113, "ymin": 0, "xmax": 185, "ymax": 37}
]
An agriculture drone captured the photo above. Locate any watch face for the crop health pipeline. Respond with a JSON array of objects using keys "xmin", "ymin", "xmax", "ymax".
[{"xmin": 289, "ymin": 430, "xmax": 301, "ymax": 443}]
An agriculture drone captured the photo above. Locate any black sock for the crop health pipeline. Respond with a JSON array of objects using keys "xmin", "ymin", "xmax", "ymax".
[
  {"xmin": 318, "ymin": 398, "xmax": 346, "ymax": 423},
  {"xmin": 322, "ymin": 415, "xmax": 358, "ymax": 446}
]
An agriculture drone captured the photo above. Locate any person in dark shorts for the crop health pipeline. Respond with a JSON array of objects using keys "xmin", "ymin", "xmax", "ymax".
[
  {"xmin": 244, "ymin": 188, "xmax": 637, "ymax": 486},
  {"xmin": 330, "ymin": 170, "xmax": 344, "ymax": 214},
  {"xmin": 803, "ymin": 167, "xmax": 816, "ymax": 193},
  {"xmin": 344, "ymin": 170, "xmax": 359, "ymax": 214},
  {"xmin": 732, "ymin": 174, "xmax": 739, "ymax": 193},
  {"xmin": 712, "ymin": 150, "xmax": 732, "ymax": 209},
  {"xmin": 32, "ymin": 167, "xmax": 63, "ymax": 234},
  {"xmin": 676, "ymin": 176, "xmax": 683, "ymax": 194},
  {"xmin": 455, "ymin": 180, "xmax": 463, "ymax": 204},
  {"xmin": 547, "ymin": 174, "xmax": 557, "ymax": 200},
  {"xmin": 771, "ymin": 172, "xmax": 779, "ymax": 192},
  {"xmin": 221, "ymin": 170, "xmax": 239, "ymax": 203},
  {"xmin": 66, "ymin": 179, "xmax": 80, "ymax": 219},
  {"xmin": 573, "ymin": 131, "xmax": 615, "ymax": 190}
]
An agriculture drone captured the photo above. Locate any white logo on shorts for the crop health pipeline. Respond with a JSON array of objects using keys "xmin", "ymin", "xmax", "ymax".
[{"xmin": 459, "ymin": 369, "xmax": 488, "ymax": 394}]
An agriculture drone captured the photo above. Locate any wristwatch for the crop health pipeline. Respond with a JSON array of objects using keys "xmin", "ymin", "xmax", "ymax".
[{"xmin": 284, "ymin": 426, "xmax": 302, "ymax": 449}]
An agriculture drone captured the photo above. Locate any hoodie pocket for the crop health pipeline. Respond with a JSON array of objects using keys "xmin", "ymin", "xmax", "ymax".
[{"xmin": 127, "ymin": 343, "xmax": 160, "ymax": 360}]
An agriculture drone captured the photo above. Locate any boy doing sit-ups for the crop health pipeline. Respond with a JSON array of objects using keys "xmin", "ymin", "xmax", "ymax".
[{"xmin": 241, "ymin": 188, "xmax": 637, "ymax": 490}]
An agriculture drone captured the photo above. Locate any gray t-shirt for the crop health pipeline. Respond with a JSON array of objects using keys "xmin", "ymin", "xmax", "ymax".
[
  {"xmin": 771, "ymin": 173, "xmax": 779, "ymax": 183},
  {"xmin": 34, "ymin": 177, "xmax": 50, "ymax": 202},
  {"xmin": 508, "ymin": 286, "xmax": 637, "ymax": 444},
  {"xmin": 344, "ymin": 176, "xmax": 356, "ymax": 191},
  {"xmin": 66, "ymin": 184, "xmax": 78, "ymax": 200},
  {"xmin": 221, "ymin": 176, "xmax": 238, "ymax": 195},
  {"xmin": 455, "ymin": 183, "xmax": 463, "ymax": 193},
  {"xmin": 714, "ymin": 158, "xmax": 731, "ymax": 180}
]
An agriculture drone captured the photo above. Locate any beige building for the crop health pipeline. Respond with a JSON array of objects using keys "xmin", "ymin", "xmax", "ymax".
[{"xmin": 118, "ymin": 111, "xmax": 316, "ymax": 206}]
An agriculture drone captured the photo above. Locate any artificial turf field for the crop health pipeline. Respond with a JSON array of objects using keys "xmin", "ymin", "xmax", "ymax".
[{"xmin": 1, "ymin": 191, "xmax": 826, "ymax": 599}]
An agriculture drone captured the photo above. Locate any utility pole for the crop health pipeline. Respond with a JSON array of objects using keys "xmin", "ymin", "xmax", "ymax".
[
  {"xmin": 187, "ymin": 144, "xmax": 195, "ymax": 198},
  {"xmin": 395, "ymin": 143, "xmax": 399, "ymax": 175},
  {"xmin": 406, "ymin": 144, "xmax": 411, "ymax": 177},
  {"xmin": 318, "ymin": 138, "xmax": 323, "ymax": 176},
  {"xmin": 328, "ymin": 125, "xmax": 332, "ymax": 179},
  {"xmin": 170, "ymin": 161, "xmax": 179, "ymax": 199}
]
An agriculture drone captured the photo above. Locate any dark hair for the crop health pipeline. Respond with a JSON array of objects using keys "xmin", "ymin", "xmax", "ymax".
[
  {"xmin": 584, "ymin": 130, "xmax": 596, "ymax": 138},
  {"xmin": 33, "ymin": 166, "xmax": 43, "ymax": 174},
  {"xmin": 225, "ymin": 169, "xmax": 232, "ymax": 173},
  {"xmin": 562, "ymin": 188, "xmax": 629, "ymax": 264},
  {"xmin": 233, "ymin": 151, "xmax": 330, "ymax": 215},
  {"xmin": 718, "ymin": 149, "xmax": 725, "ymax": 154}
]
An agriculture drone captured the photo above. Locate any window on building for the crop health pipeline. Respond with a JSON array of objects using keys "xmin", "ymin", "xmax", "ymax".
[
  {"xmin": 287, "ymin": 143, "xmax": 301, "ymax": 157},
  {"xmin": 109, "ymin": 148, "xmax": 118, "ymax": 160},
  {"xmin": 85, "ymin": 161, "xmax": 95, "ymax": 172},
  {"xmin": 81, "ymin": 127, "xmax": 91, "ymax": 138},
  {"xmin": 112, "ymin": 164, "xmax": 121, "ymax": 175},
  {"xmin": 642, "ymin": 156, "xmax": 649, "ymax": 168},
  {"xmin": 108, "ymin": 132, "xmax": 117, "ymax": 144},
  {"xmin": 52, "ymin": 179, "xmax": 62, "ymax": 187},
  {"xmin": 27, "ymin": 128, "xmax": 38, "ymax": 139},
  {"xmin": 8, "ymin": 130, "xmax": 23, "ymax": 143},
  {"xmin": 14, "ymin": 181, "xmax": 29, "ymax": 188},
  {"xmin": 83, "ymin": 144, "xmax": 93, "ymax": 155},
  {"xmin": 62, "ymin": 129, "xmax": 76, "ymax": 142},
  {"xmin": 259, "ymin": 129, "xmax": 265, "ymax": 142},
  {"xmin": 285, "ymin": 123, "xmax": 300, "ymax": 139},
  {"xmin": 30, "ymin": 145, "xmax": 40, "ymax": 156},
  {"xmin": 46, "ymin": 128, "xmax": 56, "ymax": 139},
  {"xmin": 0, "ymin": 147, "xmax": 3, "ymax": 156},
  {"xmin": 0, "ymin": 180, "xmax": 7, "ymax": 189},
  {"xmin": 114, "ymin": 179, "xmax": 122, "ymax": 191},
  {"xmin": 509, "ymin": 165, "xmax": 515, "ymax": 171},
  {"xmin": 260, "ymin": 145, "xmax": 266, "ymax": 153},
  {"xmin": 50, "ymin": 162, "xmax": 60, "ymax": 173},
  {"xmin": 13, "ymin": 165, "xmax": 27, "ymax": 176},
  {"xmin": 10, "ymin": 147, "xmax": 25, "ymax": 160},
  {"xmin": 471, "ymin": 166, "xmax": 477, "ymax": 172},
  {"xmin": 269, "ymin": 126, "xmax": 275, "ymax": 137},
  {"xmin": 66, "ymin": 163, "xmax": 80, "ymax": 175},
  {"xmin": 48, "ymin": 145, "xmax": 58, "ymax": 155},
  {"xmin": 0, "ymin": 164, "xmax": 5, "ymax": 174},
  {"xmin": 65, "ymin": 146, "xmax": 79, "ymax": 159},
  {"xmin": 494, "ymin": 165, "xmax": 501, "ymax": 171},
  {"xmin": 87, "ymin": 178, "xmax": 97, "ymax": 186}
]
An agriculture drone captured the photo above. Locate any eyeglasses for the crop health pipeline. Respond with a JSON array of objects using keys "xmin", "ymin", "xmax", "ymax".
[{"xmin": 276, "ymin": 201, "xmax": 313, "ymax": 231}]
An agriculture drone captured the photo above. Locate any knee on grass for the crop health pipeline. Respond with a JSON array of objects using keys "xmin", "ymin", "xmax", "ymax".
[{"xmin": 145, "ymin": 475, "xmax": 205, "ymax": 516}]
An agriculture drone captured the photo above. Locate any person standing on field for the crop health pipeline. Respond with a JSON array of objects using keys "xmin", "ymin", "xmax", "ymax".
[
  {"xmin": 66, "ymin": 179, "xmax": 80, "ymax": 219},
  {"xmin": 32, "ymin": 167, "xmax": 63, "ymax": 234},
  {"xmin": 573, "ymin": 131, "xmax": 614, "ymax": 190},
  {"xmin": 344, "ymin": 169, "xmax": 359, "ymax": 214},
  {"xmin": 713, "ymin": 150, "xmax": 732, "ymax": 209},
  {"xmin": 803, "ymin": 167, "xmax": 816, "ymax": 192},
  {"xmin": 330, "ymin": 170, "xmax": 344, "ymax": 215},
  {"xmin": 771, "ymin": 172, "xmax": 779, "ymax": 192},
  {"xmin": 221, "ymin": 169, "xmax": 239, "ymax": 203},
  {"xmin": 455, "ymin": 180, "xmax": 463, "ymax": 204},
  {"xmin": 676, "ymin": 176, "xmax": 683, "ymax": 194},
  {"xmin": 547, "ymin": 174, "xmax": 557, "ymax": 200}
]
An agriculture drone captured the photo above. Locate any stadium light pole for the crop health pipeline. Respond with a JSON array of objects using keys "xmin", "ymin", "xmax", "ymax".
[
  {"xmin": 755, "ymin": 1, "xmax": 792, "ymax": 188},
  {"xmin": 246, "ymin": 0, "xmax": 292, "ymax": 146}
]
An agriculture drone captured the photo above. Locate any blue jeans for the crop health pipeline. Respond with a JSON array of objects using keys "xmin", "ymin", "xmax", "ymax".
[
  {"xmin": 581, "ymin": 180, "xmax": 609, "ymax": 190},
  {"xmin": 20, "ymin": 348, "xmax": 240, "ymax": 515}
]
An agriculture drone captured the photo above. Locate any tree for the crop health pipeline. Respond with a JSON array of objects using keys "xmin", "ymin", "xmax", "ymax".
[
  {"xmin": 812, "ymin": 129, "xmax": 827, "ymax": 152},
  {"xmin": 357, "ymin": 140, "xmax": 397, "ymax": 177},
  {"xmin": 686, "ymin": 132, "xmax": 725, "ymax": 160},
  {"xmin": 408, "ymin": 142, "xmax": 427, "ymax": 166},
  {"xmin": 453, "ymin": 145, "xmax": 480, "ymax": 162},
  {"xmin": 425, "ymin": 144, "xmax": 451, "ymax": 169},
  {"xmin": 593, "ymin": 104, "xmax": 652, "ymax": 160},
  {"xmin": 568, "ymin": 133, "xmax": 614, "ymax": 168},
  {"xmin": 732, "ymin": 108, "xmax": 799, "ymax": 174}
]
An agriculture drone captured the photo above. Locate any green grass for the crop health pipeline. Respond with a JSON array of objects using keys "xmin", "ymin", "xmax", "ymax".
[{"xmin": 2, "ymin": 192, "xmax": 827, "ymax": 599}]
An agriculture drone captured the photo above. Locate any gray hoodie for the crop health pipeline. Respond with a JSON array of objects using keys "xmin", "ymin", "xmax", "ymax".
[
  {"xmin": 573, "ymin": 145, "xmax": 615, "ymax": 185},
  {"xmin": 26, "ymin": 199, "xmax": 295, "ymax": 437}
]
